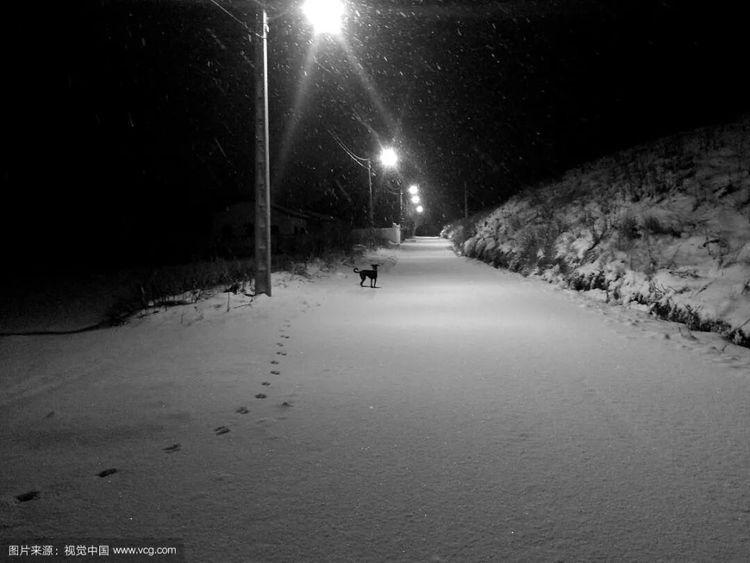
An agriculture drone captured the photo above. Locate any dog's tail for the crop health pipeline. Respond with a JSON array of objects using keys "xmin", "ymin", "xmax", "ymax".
[{"xmin": 353, "ymin": 268, "xmax": 360, "ymax": 273}]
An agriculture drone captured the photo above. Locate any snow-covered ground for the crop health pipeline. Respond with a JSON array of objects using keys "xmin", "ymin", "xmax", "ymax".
[
  {"xmin": 1, "ymin": 237, "xmax": 749, "ymax": 560},
  {"xmin": 444, "ymin": 117, "xmax": 750, "ymax": 346}
]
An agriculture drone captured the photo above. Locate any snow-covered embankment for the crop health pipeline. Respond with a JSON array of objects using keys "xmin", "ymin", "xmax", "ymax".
[{"xmin": 443, "ymin": 117, "xmax": 750, "ymax": 346}]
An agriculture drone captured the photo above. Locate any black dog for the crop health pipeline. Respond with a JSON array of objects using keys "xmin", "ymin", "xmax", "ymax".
[{"xmin": 353, "ymin": 264, "xmax": 379, "ymax": 287}]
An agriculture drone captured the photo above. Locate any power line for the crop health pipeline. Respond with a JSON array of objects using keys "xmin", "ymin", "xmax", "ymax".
[
  {"xmin": 206, "ymin": 0, "xmax": 295, "ymax": 31},
  {"xmin": 207, "ymin": 0, "xmax": 251, "ymax": 32},
  {"xmin": 327, "ymin": 128, "xmax": 370, "ymax": 169}
]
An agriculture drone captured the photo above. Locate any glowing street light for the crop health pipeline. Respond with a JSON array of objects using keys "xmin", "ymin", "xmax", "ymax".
[
  {"xmin": 302, "ymin": 0, "xmax": 345, "ymax": 36},
  {"xmin": 379, "ymin": 147, "xmax": 398, "ymax": 168},
  {"xmin": 410, "ymin": 194, "xmax": 420, "ymax": 204},
  {"xmin": 416, "ymin": 205, "xmax": 424, "ymax": 214},
  {"xmin": 408, "ymin": 184, "xmax": 419, "ymax": 196}
]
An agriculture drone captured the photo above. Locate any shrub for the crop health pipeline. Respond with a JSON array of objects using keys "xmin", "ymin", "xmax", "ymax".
[
  {"xmin": 507, "ymin": 214, "xmax": 524, "ymax": 232},
  {"xmin": 642, "ymin": 214, "xmax": 668, "ymax": 235},
  {"xmin": 106, "ymin": 258, "xmax": 256, "ymax": 324},
  {"xmin": 444, "ymin": 222, "xmax": 473, "ymax": 252},
  {"xmin": 617, "ymin": 214, "xmax": 640, "ymax": 242},
  {"xmin": 512, "ymin": 230, "xmax": 541, "ymax": 272}
]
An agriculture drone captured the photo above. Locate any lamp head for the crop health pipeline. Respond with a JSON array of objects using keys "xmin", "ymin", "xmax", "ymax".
[
  {"xmin": 379, "ymin": 147, "xmax": 398, "ymax": 168},
  {"xmin": 302, "ymin": 0, "xmax": 345, "ymax": 36}
]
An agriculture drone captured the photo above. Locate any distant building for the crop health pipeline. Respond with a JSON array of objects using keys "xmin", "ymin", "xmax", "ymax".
[{"xmin": 211, "ymin": 201, "xmax": 338, "ymax": 256}]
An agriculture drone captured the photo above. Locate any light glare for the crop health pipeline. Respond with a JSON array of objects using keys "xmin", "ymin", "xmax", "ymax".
[
  {"xmin": 416, "ymin": 205, "xmax": 424, "ymax": 213},
  {"xmin": 302, "ymin": 0, "xmax": 345, "ymax": 36},
  {"xmin": 379, "ymin": 147, "xmax": 398, "ymax": 168},
  {"xmin": 411, "ymin": 195, "xmax": 420, "ymax": 204},
  {"xmin": 408, "ymin": 184, "xmax": 419, "ymax": 195}
]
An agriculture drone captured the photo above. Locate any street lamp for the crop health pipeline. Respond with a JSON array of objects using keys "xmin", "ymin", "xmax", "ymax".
[
  {"xmin": 410, "ymin": 194, "xmax": 420, "ymax": 204},
  {"xmin": 302, "ymin": 0, "xmax": 345, "ymax": 35},
  {"xmin": 408, "ymin": 184, "xmax": 419, "ymax": 196},
  {"xmin": 416, "ymin": 205, "xmax": 424, "ymax": 214},
  {"xmin": 365, "ymin": 147, "xmax": 398, "ymax": 229},
  {"xmin": 379, "ymin": 147, "xmax": 398, "ymax": 168},
  {"xmin": 376, "ymin": 147, "xmax": 401, "ymax": 227},
  {"xmin": 253, "ymin": 1, "xmax": 346, "ymax": 297},
  {"xmin": 328, "ymin": 131, "xmax": 397, "ymax": 229}
]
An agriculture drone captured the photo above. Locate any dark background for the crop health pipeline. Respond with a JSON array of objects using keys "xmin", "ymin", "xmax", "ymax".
[{"xmin": 5, "ymin": 0, "xmax": 749, "ymax": 271}]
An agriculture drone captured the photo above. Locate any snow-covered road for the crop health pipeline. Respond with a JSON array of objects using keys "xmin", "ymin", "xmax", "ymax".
[{"xmin": 2, "ymin": 237, "xmax": 749, "ymax": 561}]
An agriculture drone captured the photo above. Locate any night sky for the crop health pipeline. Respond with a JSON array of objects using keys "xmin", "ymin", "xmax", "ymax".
[{"xmin": 5, "ymin": 0, "xmax": 750, "ymax": 270}]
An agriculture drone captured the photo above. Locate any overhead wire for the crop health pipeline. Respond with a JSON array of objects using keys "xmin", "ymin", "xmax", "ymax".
[
  {"xmin": 207, "ymin": 0, "xmax": 251, "ymax": 32},
  {"xmin": 327, "ymin": 128, "xmax": 371, "ymax": 169},
  {"xmin": 207, "ymin": 0, "xmax": 295, "ymax": 31}
]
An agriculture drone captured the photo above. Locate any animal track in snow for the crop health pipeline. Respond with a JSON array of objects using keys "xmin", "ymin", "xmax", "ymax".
[
  {"xmin": 262, "ymin": 381, "xmax": 270, "ymax": 386},
  {"xmin": 235, "ymin": 406, "xmax": 249, "ymax": 414},
  {"xmin": 276, "ymin": 351, "xmax": 287, "ymax": 356},
  {"xmin": 16, "ymin": 491, "xmax": 40, "ymax": 503},
  {"xmin": 270, "ymin": 370, "xmax": 280, "ymax": 375},
  {"xmin": 255, "ymin": 393, "xmax": 267, "ymax": 399},
  {"xmin": 214, "ymin": 426, "xmax": 230, "ymax": 435},
  {"xmin": 270, "ymin": 360, "xmax": 279, "ymax": 365},
  {"xmin": 163, "ymin": 443, "xmax": 181, "ymax": 453},
  {"xmin": 97, "ymin": 468, "xmax": 118, "ymax": 478}
]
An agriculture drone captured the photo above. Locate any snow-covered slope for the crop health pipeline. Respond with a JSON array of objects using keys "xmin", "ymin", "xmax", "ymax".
[{"xmin": 443, "ymin": 117, "xmax": 750, "ymax": 346}]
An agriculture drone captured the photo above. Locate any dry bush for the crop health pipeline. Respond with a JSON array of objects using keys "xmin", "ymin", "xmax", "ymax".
[
  {"xmin": 614, "ymin": 214, "xmax": 640, "ymax": 250},
  {"xmin": 105, "ymin": 258, "xmax": 255, "ymax": 324},
  {"xmin": 642, "ymin": 214, "xmax": 668, "ymax": 235}
]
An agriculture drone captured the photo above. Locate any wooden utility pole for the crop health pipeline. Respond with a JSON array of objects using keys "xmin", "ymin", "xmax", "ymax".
[
  {"xmin": 367, "ymin": 159, "xmax": 374, "ymax": 228},
  {"xmin": 254, "ymin": 8, "xmax": 272, "ymax": 296},
  {"xmin": 399, "ymin": 181, "xmax": 403, "ymax": 228},
  {"xmin": 464, "ymin": 181, "xmax": 468, "ymax": 219}
]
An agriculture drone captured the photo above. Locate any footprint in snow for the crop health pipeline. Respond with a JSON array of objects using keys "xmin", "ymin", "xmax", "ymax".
[
  {"xmin": 276, "ymin": 351, "xmax": 287, "ymax": 356},
  {"xmin": 262, "ymin": 381, "xmax": 270, "ymax": 386},
  {"xmin": 16, "ymin": 491, "xmax": 40, "ymax": 503},
  {"xmin": 214, "ymin": 426, "xmax": 230, "ymax": 435},
  {"xmin": 270, "ymin": 360, "xmax": 279, "ymax": 365},
  {"xmin": 255, "ymin": 393, "xmax": 267, "ymax": 399},
  {"xmin": 97, "ymin": 468, "xmax": 118, "ymax": 478},
  {"xmin": 276, "ymin": 342, "xmax": 284, "ymax": 347},
  {"xmin": 281, "ymin": 335, "xmax": 290, "ymax": 339},
  {"xmin": 679, "ymin": 328, "xmax": 698, "ymax": 341},
  {"xmin": 163, "ymin": 443, "xmax": 181, "ymax": 453},
  {"xmin": 270, "ymin": 370, "xmax": 280, "ymax": 375},
  {"xmin": 236, "ymin": 406, "xmax": 249, "ymax": 414}
]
